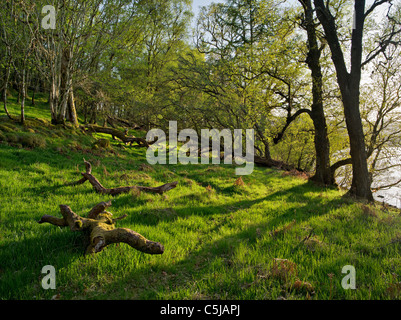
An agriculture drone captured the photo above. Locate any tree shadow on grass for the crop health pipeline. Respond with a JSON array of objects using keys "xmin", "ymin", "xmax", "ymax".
[
  {"xmin": 90, "ymin": 183, "xmax": 354, "ymax": 299},
  {"xmin": 1, "ymin": 179, "xmax": 355, "ymax": 299},
  {"xmin": 109, "ymin": 180, "xmax": 348, "ymax": 228},
  {"xmin": 0, "ymin": 230, "xmax": 84, "ymax": 299}
]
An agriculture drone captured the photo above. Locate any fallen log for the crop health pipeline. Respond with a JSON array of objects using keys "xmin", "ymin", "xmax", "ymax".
[
  {"xmin": 254, "ymin": 156, "xmax": 305, "ymax": 172},
  {"xmin": 69, "ymin": 160, "xmax": 178, "ymax": 196},
  {"xmin": 38, "ymin": 201, "xmax": 164, "ymax": 255},
  {"xmin": 106, "ymin": 115, "xmax": 141, "ymax": 130},
  {"xmin": 82, "ymin": 125, "xmax": 151, "ymax": 147}
]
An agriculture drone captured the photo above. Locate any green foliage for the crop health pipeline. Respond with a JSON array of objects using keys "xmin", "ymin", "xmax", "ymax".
[{"xmin": 1, "ymin": 0, "xmax": 401, "ymax": 300}]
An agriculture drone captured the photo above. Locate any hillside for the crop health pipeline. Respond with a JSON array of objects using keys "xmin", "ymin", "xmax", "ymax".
[{"xmin": 1, "ymin": 99, "xmax": 401, "ymax": 300}]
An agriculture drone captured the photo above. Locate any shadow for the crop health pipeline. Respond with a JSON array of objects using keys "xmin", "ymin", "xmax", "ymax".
[
  {"xmin": 94, "ymin": 189, "xmax": 353, "ymax": 299},
  {"xmin": 0, "ymin": 228, "xmax": 84, "ymax": 299},
  {"xmin": 0, "ymin": 140, "xmax": 357, "ymax": 299}
]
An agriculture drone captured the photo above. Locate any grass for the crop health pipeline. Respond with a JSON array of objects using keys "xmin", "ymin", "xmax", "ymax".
[{"xmin": 1, "ymin": 98, "xmax": 401, "ymax": 300}]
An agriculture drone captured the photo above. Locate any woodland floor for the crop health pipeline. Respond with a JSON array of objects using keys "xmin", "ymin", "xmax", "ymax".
[{"xmin": 1, "ymin": 94, "xmax": 401, "ymax": 300}]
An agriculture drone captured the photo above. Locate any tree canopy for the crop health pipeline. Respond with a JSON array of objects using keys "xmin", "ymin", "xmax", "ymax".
[{"xmin": 1, "ymin": 0, "xmax": 401, "ymax": 200}]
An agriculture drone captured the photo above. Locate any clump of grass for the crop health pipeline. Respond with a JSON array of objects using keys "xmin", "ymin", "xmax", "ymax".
[
  {"xmin": 269, "ymin": 258, "xmax": 298, "ymax": 282},
  {"xmin": 139, "ymin": 163, "xmax": 154, "ymax": 172},
  {"xmin": 233, "ymin": 176, "xmax": 245, "ymax": 187},
  {"xmin": 289, "ymin": 278, "xmax": 314, "ymax": 295},
  {"xmin": 386, "ymin": 274, "xmax": 401, "ymax": 299},
  {"xmin": 282, "ymin": 169, "xmax": 309, "ymax": 180},
  {"xmin": 92, "ymin": 138, "xmax": 111, "ymax": 150},
  {"xmin": 303, "ymin": 235, "xmax": 325, "ymax": 252},
  {"xmin": 0, "ymin": 122, "xmax": 17, "ymax": 132},
  {"xmin": 3, "ymin": 132, "xmax": 46, "ymax": 148},
  {"xmin": 360, "ymin": 203, "xmax": 378, "ymax": 218},
  {"xmin": 131, "ymin": 186, "xmax": 141, "ymax": 199},
  {"xmin": 271, "ymin": 220, "xmax": 296, "ymax": 238},
  {"xmin": 18, "ymin": 133, "xmax": 47, "ymax": 149},
  {"xmin": 4, "ymin": 132, "xmax": 19, "ymax": 143}
]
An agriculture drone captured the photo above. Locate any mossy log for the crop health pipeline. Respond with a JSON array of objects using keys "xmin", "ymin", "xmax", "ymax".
[
  {"xmin": 83, "ymin": 125, "xmax": 151, "ymax": 147},
  {"xmin": 69, "ymin": 160, "xmax": 178, "ymax": 196},
  {"xmin": 38, "ymin": 201, "xmax": 164, "ymax": 255}
]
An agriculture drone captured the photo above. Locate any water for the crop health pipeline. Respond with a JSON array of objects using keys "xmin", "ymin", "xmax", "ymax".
[
  {"xmin": 336, "ymin": 148, "xmax": 401, "ymax": 209},
  {"xmin": 371, "ymin": 152, "xmax": 401, "ymax": 209}
]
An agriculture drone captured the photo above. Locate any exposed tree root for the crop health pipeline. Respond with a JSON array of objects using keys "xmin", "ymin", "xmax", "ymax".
[
  {"xmin": 69, "ymin": 160, "xmax": 178, "ymax": 196},
  {"xmin": 38, "ymin": 201, "xmax": 164, "ymax": 255}
]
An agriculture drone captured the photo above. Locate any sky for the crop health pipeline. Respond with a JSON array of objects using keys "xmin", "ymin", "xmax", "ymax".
[
  {"xmin": 191, "ymin": 0, "xmax": 223, "ymax": 20},
  {"xmin": 191, "ymin": 0, "xmax": 389, "ymax": 18},
  {"xmin": 192, "ymin": 0, "xmax": 222, "ymax": 16}
]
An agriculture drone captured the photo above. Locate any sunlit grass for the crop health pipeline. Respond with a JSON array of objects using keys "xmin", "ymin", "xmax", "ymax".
[{"xmin": 1, "ymin": 111, "xmax": 401, "ymax": 300}]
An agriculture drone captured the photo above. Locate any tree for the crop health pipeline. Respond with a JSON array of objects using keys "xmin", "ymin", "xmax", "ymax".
[
  {"xmin": 185, "ymin": 0, "xmax": 303, "ymax": 162},
  {"xmin": 362, "ymin": 42, "xmax": 401, "ymax": 191},
  {"xmin": 21, "ymin": 0, "xmax": 144, "ymax": 126},
  {"xmin": 0, "ymin": 0, "xmax": 35, "ymax": 123},
  {"xmin": 272, "ymin": 0, "xmax": 333, "ymax": 184},
  {"xmin": 298, "ymin": 0, "xmax": 332, "ymax": 184},
  {"xmin": 312, "ymin": 0, "xmax": 400, "ymax": 200}
]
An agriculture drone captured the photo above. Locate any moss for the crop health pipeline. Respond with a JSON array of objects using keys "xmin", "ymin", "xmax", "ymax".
[
  {"xmin": 25, "ymin": 128, "xmax": 36, "ymax": 134},
  {"xmin": 16, "ymin": 132, "xmax": 47, "ymax": 149},
  {"xmin": 93, "ymin": 138, "xmax": 110, "ymax": 150},
  {"xmin": 0, "ymin": 123, "xmax": 17, "ymax": 133},
  {"xmin": 0, "ymin": 131, "xmax": 6, "ymax": 142},
  {"xmin": 5, "ymin": 132, "xmax": 19, "ymax": 143}
]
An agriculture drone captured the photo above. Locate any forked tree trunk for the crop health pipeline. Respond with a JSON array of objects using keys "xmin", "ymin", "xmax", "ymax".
[
  {"xmin": 38, "ymin": 201, "xmax": 164, "ymax": 255},
  {"xmin": 314, "ymin": 0, "xmax": 373, "ymax": 201}
]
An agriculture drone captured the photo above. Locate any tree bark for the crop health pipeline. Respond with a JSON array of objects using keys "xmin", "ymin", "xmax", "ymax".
[
  {"xmin": 38, "ymin": 201, "xmax": 164, "ymax": 255},
  {"xmin": 20, "ymin": 67, "xmax": 26, "ymax": 124},
  {"xmin": 313, "ymin": 0, "xmax": 373, "ymax": 200},
  {"xmin": 302, "ymin": 0, "xmax": 333, "ymax": 185},
  {"xmin": 3, "ymin": 53, "xmax": 14, "ymax": 120},
  {"xmin": 84, "ymin": 125, "xmax": 152, "ymax": 147},
  {"xmin": 68, "ymin": 88, "xmax": 79, "ymax": 127},
  {"xmin": 69, "ymin": 160, "xmax": 178, "ymax": 196}
]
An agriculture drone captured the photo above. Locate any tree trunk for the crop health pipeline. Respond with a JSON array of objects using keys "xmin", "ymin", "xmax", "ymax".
[
  {"xmin": 84, "ymin": 125, "xmax": 152, "ymax": 147},
  {"xmin": 313, "ymin": 0, "xmax": 373, "ymax": 200},
  {"xmin": 56, "ymin": 47, "xmax": 72, "ymax": 125},
  {"xmin": 3, "ymin": 55, "xmax": 14, "ymax": 120},
  {"xmin": 302, "ymin": 0, "xmax": 333, "ymax": 185},
  {"xmin": 31, "ymin": 80, "xmax": 36, "ymax": 106},
  {"xmin": 342, "ymin": 86, "xmax": 373, "ymax": 200},
  {"xmin": 20, "ymin": 68, "xmax": 26, "ymax": 124},
  {"xmin": 68, "ymin": 88, "xmax": 79, "ymax": 127}
]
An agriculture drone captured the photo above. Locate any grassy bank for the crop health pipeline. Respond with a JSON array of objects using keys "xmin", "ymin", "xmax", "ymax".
[{"xmin": 1, "ymin": 101, "xmax": 401, "ymax": 300}]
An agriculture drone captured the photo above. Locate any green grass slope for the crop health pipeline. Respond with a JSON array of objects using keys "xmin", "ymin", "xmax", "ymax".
[{"xmin": 1, "ymin": 100, "xmax": 401, "ymax": 300}]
